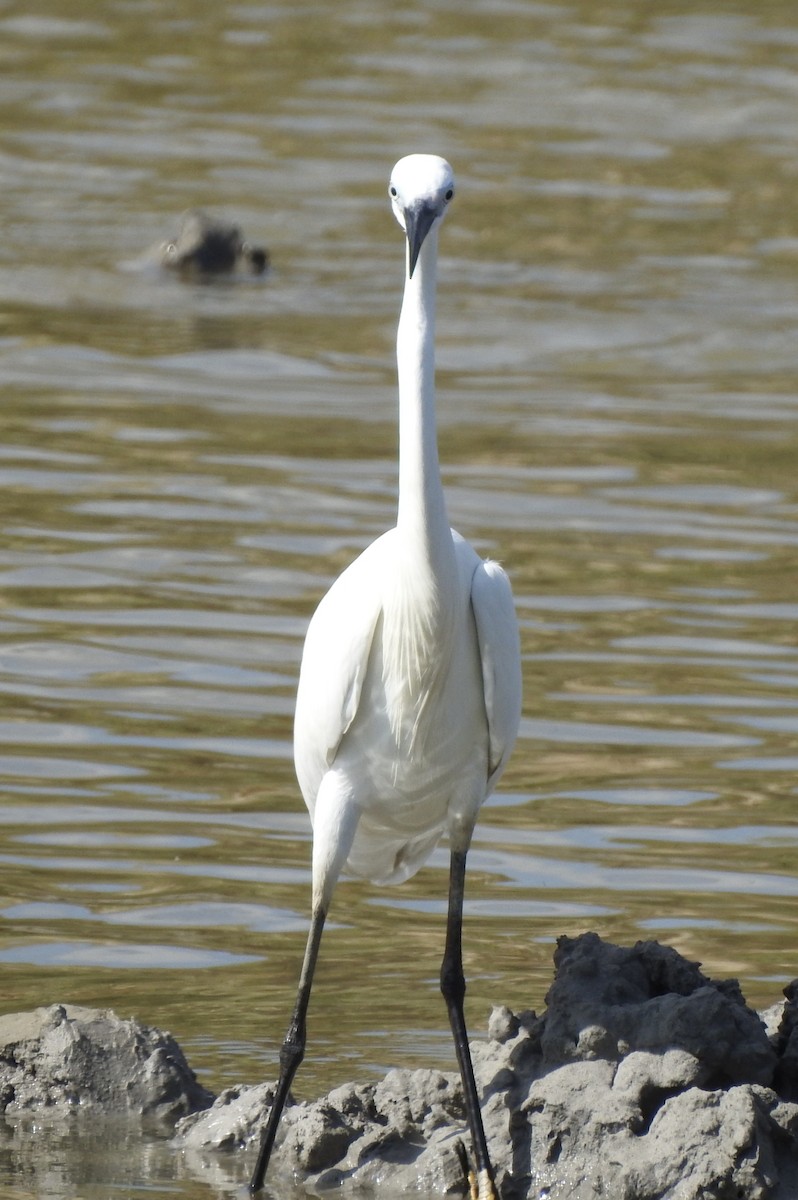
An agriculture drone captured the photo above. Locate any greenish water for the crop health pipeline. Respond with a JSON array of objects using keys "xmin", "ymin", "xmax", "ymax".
[{"xmin": 2, "ymin": 0, "xmax": 798, "ymax": 1195}]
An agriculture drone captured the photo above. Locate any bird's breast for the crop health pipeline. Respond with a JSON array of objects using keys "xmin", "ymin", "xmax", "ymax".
[
  {"xmin": 378, "ymin": 560, "xmax": 457, "ymax": 745},
  {"xmin": 334, "ymin": 606, "xmax": 489, "ymax": 877},
  {"xmin": 341, "ymin": 557, "xmax": 487, "ymax": 795}
]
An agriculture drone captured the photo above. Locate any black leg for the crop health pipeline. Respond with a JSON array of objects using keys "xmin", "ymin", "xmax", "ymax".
[
  {"xmin": 440, "ymin": 849, "xmax": 497, "ymax": 1200},
  {"xmin": 249, "ymin": 904, "xmax": 327, "ymax": 1193}
]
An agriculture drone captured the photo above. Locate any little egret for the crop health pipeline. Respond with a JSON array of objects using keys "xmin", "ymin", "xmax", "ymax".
[{"xmin": 249, "ymin": 154, "xmax": 522, "ymax": 1200}]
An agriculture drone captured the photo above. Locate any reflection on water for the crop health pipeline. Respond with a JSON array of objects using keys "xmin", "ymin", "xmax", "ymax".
[{"xmin": 2, "ymin": 0, "xmax": 798, "ymax": 1195}]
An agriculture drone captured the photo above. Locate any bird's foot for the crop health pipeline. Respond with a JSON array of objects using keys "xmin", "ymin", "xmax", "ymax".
[
  {"xmin": 454, "ymin": 1141, "xmax": 498, "ymax": 1200},
  {"xmin": 474, "ymin": 1168, "xmax": 499, "ymax": 1200},
  {"xmin": 454, "ymin": 1140, "xmax": 477, "ymax": 1199}
]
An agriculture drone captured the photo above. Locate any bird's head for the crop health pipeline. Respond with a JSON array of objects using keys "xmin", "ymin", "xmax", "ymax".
[{"xmin": 389, "ymin": 154, "xmax": 455, "ymax": 278}]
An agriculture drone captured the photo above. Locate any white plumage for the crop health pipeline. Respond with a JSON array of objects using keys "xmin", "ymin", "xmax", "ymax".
[
  {"xmin": 295, "ymin": 154, "xmax": 521, "ymax": 900},
  {"xmin": 251, "ymin": 154, "xmax": 522, "ymax": 1200},
  {"xmin": 294, "ymin": 531, "xmax": 520, "ymax": 888}
]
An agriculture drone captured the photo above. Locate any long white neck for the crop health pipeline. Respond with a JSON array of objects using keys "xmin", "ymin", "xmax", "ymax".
[
  {"xmin": 384, "ymin": 222, "xmax": 456, "ymax": 750},
  {"xmin": 395, "ymin": 225, "xmax": 451, "ymax": 561}
]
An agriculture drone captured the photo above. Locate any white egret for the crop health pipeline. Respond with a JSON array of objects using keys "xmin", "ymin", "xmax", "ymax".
[{"xmin": 250, "ymin": 154, "xmax": 522, "ymax": 1200}]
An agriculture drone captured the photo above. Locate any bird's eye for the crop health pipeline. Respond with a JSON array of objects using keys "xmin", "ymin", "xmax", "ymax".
[
  {"xmin": 444, "ymin": 188, "xmax": 454, "ymax": 202},
  {"xmin": 389, "ymin": 185, "xmax": 398, "ymax": 198}
]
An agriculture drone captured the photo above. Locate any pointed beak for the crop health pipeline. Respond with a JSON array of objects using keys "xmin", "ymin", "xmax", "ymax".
[{"xmin": 404, "ymin": 201, "xmax": 438, "ymax": 278}]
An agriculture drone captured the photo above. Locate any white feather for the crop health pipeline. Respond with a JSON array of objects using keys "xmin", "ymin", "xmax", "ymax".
[
  {"xmin": 292, "ymin": 154, "xmax": 522, "ymax": 900},
  {"xmin": 251, "ymin": 154, "xmax": 521, "ymax": 1200}
]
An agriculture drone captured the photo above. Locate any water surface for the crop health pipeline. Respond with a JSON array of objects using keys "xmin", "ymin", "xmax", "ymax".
[{"xmin": 2, "ymin": 0, "xmax": 798, "ymax": 1195}]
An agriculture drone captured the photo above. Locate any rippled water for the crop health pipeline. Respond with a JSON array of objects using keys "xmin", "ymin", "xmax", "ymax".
[{"xmin": 2, "ymin": 0, "xmax": 798, "ymax": 1196}]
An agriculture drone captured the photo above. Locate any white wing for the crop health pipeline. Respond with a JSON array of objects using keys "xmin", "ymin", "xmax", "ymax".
[
  {"xmin": 293, "ymin": 534, "xmax": 387, "ymax": 813},
  {"xmin": 469, "ymin": 557, "xmax": 522, "ymax": 791}
]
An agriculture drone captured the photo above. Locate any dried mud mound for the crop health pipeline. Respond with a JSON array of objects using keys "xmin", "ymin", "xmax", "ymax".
[
  {"xmin": 177, "ymin": 933, "xmax": 798, "ymax": 1198},
  {"xmin": 2, "ymin": 936, "xmax": 797, "ymax": 1197},
  {"xmin": 0, "ymin": 1003, "xmax": 212, "ymax": 1121}
]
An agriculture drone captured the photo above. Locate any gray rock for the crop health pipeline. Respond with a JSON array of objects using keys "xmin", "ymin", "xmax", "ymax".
[
  {"xmin": 774, "ymin": 979, "xmax": 798, "ymax": 1102},
  {"xmin": 4, "ymin": 935, "xmax": 798, "ymax": 1198},
  {"xmin": 0, "ymin": 1003, "xmax": 212, "ymax": 1121},
  {"xmin": 540, "ymin": 933, "xmax": 778, "ymax": 1086},
  {"xmin": 759, "ymin": 1000, "xmax": 787, "ymax": 1044},
  {"xmin": 176, "ymin": 1082, "xmax": 277, "ymax": 1151},
  {"xmin": 175, "ymin": 933, "xmax": 798, "ymax": 1198}
]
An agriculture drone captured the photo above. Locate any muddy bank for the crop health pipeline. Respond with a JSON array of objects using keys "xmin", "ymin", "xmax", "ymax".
[
  {"xmin": 3, "ymin": 934, "xmax": 798, "ymax": 1198},
  {"xmin": 0, "ymin": 1003, "xmax": 212, "ymax": 1121},
  {"xmin": 177, "ymin": 933, "xmax": 798, "ymax": 1197}
]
